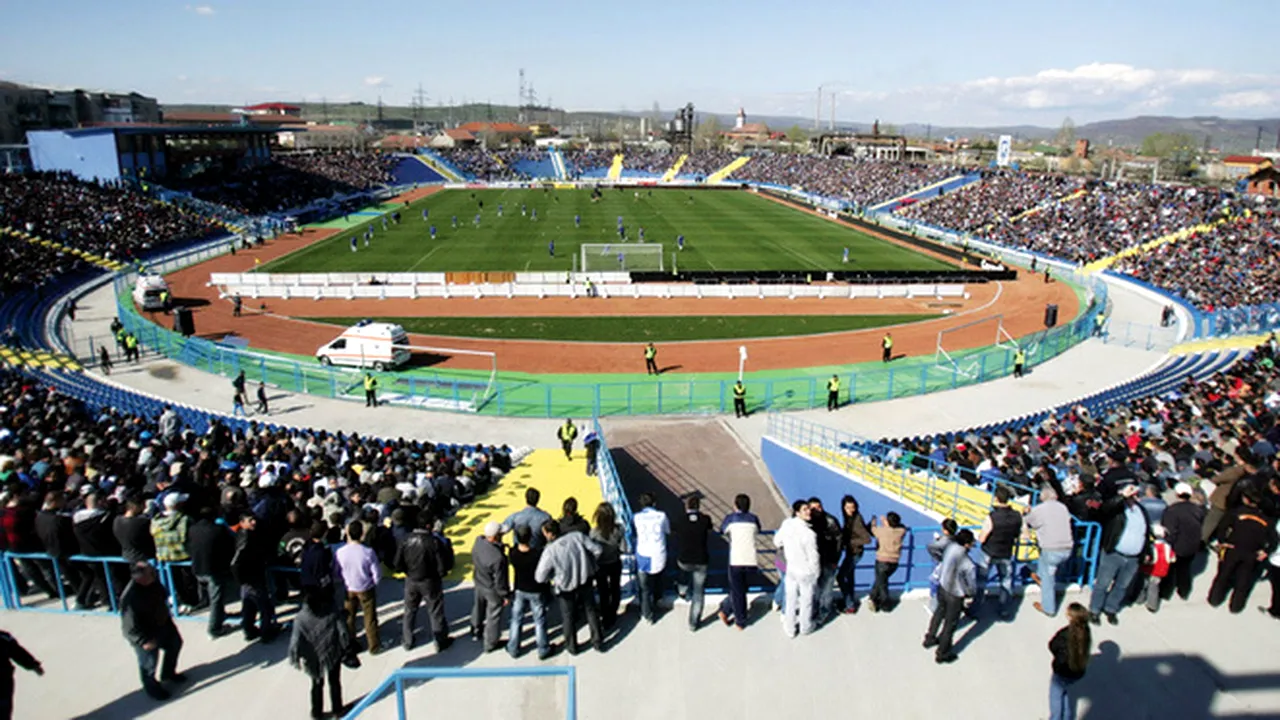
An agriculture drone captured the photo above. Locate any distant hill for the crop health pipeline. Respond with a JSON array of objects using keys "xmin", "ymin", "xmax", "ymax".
[{"xmin": 161, "ymin": 101, "xmax": 1280, "ymax": 153}]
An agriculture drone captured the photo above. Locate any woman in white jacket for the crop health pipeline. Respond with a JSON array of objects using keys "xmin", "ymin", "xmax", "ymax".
[{"xmin": 774, "ymin": 500, "xmax": 820, "ymax": 637}]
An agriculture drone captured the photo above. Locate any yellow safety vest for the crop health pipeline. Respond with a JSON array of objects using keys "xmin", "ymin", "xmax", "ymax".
[
  {"xmin": 558, "ymin": 423, "xmax": 577, "ymax": 442},
  {"xmin": 125, "ymin": 335, "xmax": 137, "ymax": 349},
  {"xmin": 1015, "ymin": 350, "xmax": 1026, "ymax": 365},
  {"xmin": 733, "ymin": 383, "xmax": 745, "ymax": 399},
  {"xmin": 645, "ymin": 346, "xmax": 656, "ymax": 360},
  {"xmin": 883, "ymin": 336, "xmax": 893, "ymax": 350},
  {"xmin": 364, "ymin": 376, "xmax": 376, "ymax": 391},
  {"xmin": 828, "ymin": 378, "xmax": 839, "ymax": 392}
]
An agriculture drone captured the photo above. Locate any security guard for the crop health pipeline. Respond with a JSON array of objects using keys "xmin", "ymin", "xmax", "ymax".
[
  {"xmin": 159, "ymin": 288, "xmax": 171, "ymax": 313},
  {"xmin": 124, "ymin": 332, "xmax": 139, "ymax": 363},
  {"xmin": 881, "ymin": 333, "xmax": 893, "ymax": 363},
  {"xmin": 644, "ymin": 342, "xmax": 659, "ymax": 376},
  {"xmin": 826, "ymin": 374, "xmax": 840, "ymax": 411},
  {"xmin": 1013, "ymin": 347, "xmax": 1027, "ymax": 378},
  {"xmin": 1093, "ymin": 313, "xmax": 1106, "ymax": 337},
  {"xmin": 114, "ymin": 323, "xmax": 127, "ymax": 352},
  {"xmin": 364, "ymin": 372, "xmax": 378, "ymax": 408},
  {"xmin": 557, "ymin": 418, "xmax": 578, "ymax": 460},
  {"xmin": 732, "ymin": 380, "xmax": 747, "ymax": 418}
]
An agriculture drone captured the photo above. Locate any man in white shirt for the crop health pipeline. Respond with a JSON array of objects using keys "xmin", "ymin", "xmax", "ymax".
[
  {"xmin": 632, "ymin": 493, "xmax": 670, "ymax": 624},
  {"xmin": 773, "ymin": 500, "xmax": 819, "ymax": 638}
]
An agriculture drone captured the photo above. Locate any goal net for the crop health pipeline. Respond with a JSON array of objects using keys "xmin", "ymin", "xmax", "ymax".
[
  {"xmin": 581, "ymin": 243, "xmax": 664, "ymax": 272},
  {"xmin": 932, "ymin": 314, "xmax": 1019, "ymax": 379}
]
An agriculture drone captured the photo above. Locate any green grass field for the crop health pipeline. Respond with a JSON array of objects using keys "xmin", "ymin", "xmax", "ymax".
[
  {"xmin": 306, "ymin": 314, "xmax": 936, "ymax": 343},
  {"xmin": 261, "ymin": 188, "xmax": 954, "ymax": 273}
]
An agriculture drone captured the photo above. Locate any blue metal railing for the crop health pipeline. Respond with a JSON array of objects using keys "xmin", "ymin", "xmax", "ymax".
[
  {"xmin": 766, "ymin": 414, "xmax": 1041, "ymax": 516},
  {"xmin": 592, "ymin": 418, "xmax": 634, "ymax": 555},
  {"xmin": 341, "ymin": 666, "xmax": 576, "ymax": 720}
]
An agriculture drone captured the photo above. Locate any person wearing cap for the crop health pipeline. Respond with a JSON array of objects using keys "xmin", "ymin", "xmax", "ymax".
[
  {"xmin": 1088, "ymin": 483, "xmax": 1152, "ymax": 626},
  {"xmin": 120, "ymin": 562, "xmax": 186, "ymax": 701},
  {"xmin": 470, "ymin": 521, "xmax": 510, "ymax": 653},
  {"xmin": 1161, "ymin": 482, "xmax": 1206, "ymax": 601}
]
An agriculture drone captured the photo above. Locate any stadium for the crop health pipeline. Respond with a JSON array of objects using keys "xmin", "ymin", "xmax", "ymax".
[{"xmin": 3, "ymin": 15, "xmax": 1280, "ymax": 720}]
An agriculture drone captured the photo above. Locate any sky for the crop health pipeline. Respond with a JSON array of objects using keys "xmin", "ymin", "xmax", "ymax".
[{"xmin": 2, "ymin": 0, "xmax": 1278, "ymax": 128}]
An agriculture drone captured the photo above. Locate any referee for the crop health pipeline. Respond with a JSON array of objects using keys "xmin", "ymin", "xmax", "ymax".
[
  {"xmin": 733, "ymin": 380, "xmax": 747, "ymax": 418},
  {"xmin": 881, "ymin": 333, "xmax": 893, "ymax": 363},
  {"xmin": 826, "ymin": 375, "xmax": 840, "ymax": 411}
]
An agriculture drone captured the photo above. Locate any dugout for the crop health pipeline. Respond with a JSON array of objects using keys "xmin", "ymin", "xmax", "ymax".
[{"xmin": 27, "ymin": 125, "xmax": 280, "ymax": 184}]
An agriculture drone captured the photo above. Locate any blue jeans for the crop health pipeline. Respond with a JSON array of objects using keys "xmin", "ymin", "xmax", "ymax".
[
  {"xmin": 718, "ymin": 566, "xmax": 753, "ymax": 627},
  {"xmin": 506, "ymin": 590, "xmax": 548, "ymax": 657},
  {"xmin": 1090, "ymin": 551, "xmax": 1140, "ymax": 616},
  {"xmin": 814, "ymin": 565, "xmax": 838, "ymax": 621},
  {"xmin": 636, "ymin": 571, "xmax": 662, "ymax": 622},
  {"xmin": 1037, "ymin": 549, "xmax": 1073, "ymax": 616},
  {"xmin": 977, "ymin": 554, "xmax": 1015, "ymax": 616},
  {"xmin": 773, "ymin": 570, "xmax": 786, "ymax": 613},
  {"xmin": 133, "ymin": 626, "xmax": 183, "ymax": 695},
  {"xmin": 240, "ymin": 583, "xmax": 276, "ymax": 636},
  {"xmin": 676, "ymin": 561, "xmax": 707, "ymax": 630},
  {"xmin": 1049, "ymin": 673, "xmax": 1079, "ymax": 720},
  {"xmin": 196, "ymin": 574, "xmax": 228, "ymax": 635}
]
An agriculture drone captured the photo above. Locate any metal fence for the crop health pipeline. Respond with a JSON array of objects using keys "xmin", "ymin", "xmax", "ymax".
[
  {"xmin": 766, "ymin": 414, "xmax": 1040, "ymax": 520},
  {"xmin": 113, "ymin": 280, "xmax": 1105, "ymax": 417},
  {"xmin": 1197, "ymin": 302, "xmax": 1280, "ymax": 338},
  {"xmin": 341, "ymin": 666, "xmax": 577, "ymax": 720}
]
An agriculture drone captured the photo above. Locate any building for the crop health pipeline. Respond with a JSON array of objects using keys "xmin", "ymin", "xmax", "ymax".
[
  {"xmin": 1246, "ymin": 166, "xmax": 1280, "ymax": 198},
  {"xmin": 1222, "ymin": 154, "xmax": 1272, "ymax": 179},
  {"xmin": 0, "ymin": 81, "xmax": 160, "ymax": 144},
  {"xmin": 27, "ymin": 125, "xmax": 276, "ymax": 183},
  {"xmin": 720, "ymin": 108, "xmax": 781, "ymax": 148},
  {"xmin": 429, "ymin": 128, "xmax": 478, "ymax": 149},
  {"xmin": 456, "ymin": 121, "xmax": 532, "ymax": 147}
]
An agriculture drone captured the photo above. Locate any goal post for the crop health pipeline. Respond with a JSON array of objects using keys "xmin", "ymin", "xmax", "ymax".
[
  {"xmin": 388, "ymin": 343, "xmax": 497, "ymax": 412},
  {"xmin": 580, "ymin": 243, "xmax": 664, "ymax": 272},
  {"xmin": 931, "ymin": 314, "xmax": 1019, "ymax": 379}
]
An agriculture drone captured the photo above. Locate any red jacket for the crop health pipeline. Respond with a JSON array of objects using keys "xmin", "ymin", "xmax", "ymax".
[{"xmin": 1142, "ymin": 539, "xmax": 1173, "ymax": 578}]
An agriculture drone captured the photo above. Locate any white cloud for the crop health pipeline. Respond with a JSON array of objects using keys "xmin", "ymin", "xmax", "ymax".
[
  {"xmin": 364, "ymin": 76, "xmax": 389, "ymax": 88},
  {"xmin": 187, "ymin": 5, "xmax": 215, "ymax": 15},
  {"xmin": 744, "ymin": 63, "xmax": 1280, "ymax": 126},
  {"xmin": 175, "ymin": 74, "xmax": 188, "ymax": 82}
]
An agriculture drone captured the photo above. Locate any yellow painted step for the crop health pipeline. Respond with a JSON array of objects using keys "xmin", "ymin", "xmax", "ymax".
[
  {"xmin": 661, "ymin": 154, "xmax": 688, "ymax": 182},
  {"xmin": 706, "ymin": 156, "xmax": 749, "ymax": 184},
  {"xmin": 606, "ymin": 154, "xmax": 625, "ymax": 181}
]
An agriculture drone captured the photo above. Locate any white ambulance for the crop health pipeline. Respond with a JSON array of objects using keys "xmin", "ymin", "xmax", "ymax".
[
  {"xmin": 316, "ymin": 321, "xmax": 410, "ymax": 370},
  {"xmin": 133, "ymin": 275, "xmax": 170, "ymax": 311}
]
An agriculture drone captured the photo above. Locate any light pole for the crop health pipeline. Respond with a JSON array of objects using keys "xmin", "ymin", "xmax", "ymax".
[{"xmin": 738, "ymin": 345, "xmax": 748, "ymax": 381}]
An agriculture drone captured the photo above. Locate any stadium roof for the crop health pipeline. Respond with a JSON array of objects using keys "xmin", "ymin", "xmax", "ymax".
[
  {"xmin": 242, "ymin": 102, "xmax": 301, "ymax": 112},
  {"xmin": 1224, "ymin": 155, "xmax": 1271, "ymax": 166}
]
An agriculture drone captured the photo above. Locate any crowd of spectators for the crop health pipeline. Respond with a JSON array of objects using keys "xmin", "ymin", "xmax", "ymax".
[
  {"xmin": 729, "ymin": 154, "xmax": 961, "ymax": 210},
  {"xmin": 0, "ymin": 368, "xmax": 515, "ymax": 612},
  {"xmin": 619, "ymin": 149, "xmax": 677, "ymax": 176},
  {"xmin": 0, "ymin": 171, "xmax": 219, "ymax": 293},
  {"xmin": 976, "ymin": 182, "xmax": 1236, "ymax": 265},
  {"xmin": 880, "ymin": 339, "xmax": 1280, "ymax": 522},
  {"xmin": 1111, "ymin": 202, "xmax": 1280, "ymax": 311},
  {"xmin": 438, "ymin": 149, "xmax": 546, "ymax": 182},
  {"xmin": 676, "ymin": 151, "xmax": 738, "ymax": 179},
  {"xmin": 178, "ymin": 152, "xmax": 394, "ymax": 216},
  {"xmin": 895, "ymin": 171, "xmax": 1084, "ymax": 233},
  {"xmin": 563, "ymin": 149, "xmax": 613, "ymax": 178}
]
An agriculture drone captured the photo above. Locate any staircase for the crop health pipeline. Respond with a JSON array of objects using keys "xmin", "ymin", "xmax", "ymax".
[
  {"xmin": 660, "ymin": 154, "xmax": 688, "ymax": 183},
  {"xmin": 706, "ymin": 156, "xmax": 750, "ymax": 184},
  {"xmin": 606, "ymin": 153, "xmax": 624, "ymax": 181},
  {"xmin": 415, "ymin": 150, "xmax": 467, "ymax": 182},
  {"xmin": 0, "ymin": 227, "xmax": 126, "ymax": 272},
  {"xmin": 549, "ymin": 148, "xmax": 568, "ymax": 181},
  {"xmin": 871, "ymin": 173, "xmax": 981, "ymax": 214}
]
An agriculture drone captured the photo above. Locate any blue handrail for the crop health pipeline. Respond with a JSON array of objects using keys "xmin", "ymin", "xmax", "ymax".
[{"xmin": 341, "ymin": 666, "xmax": 577, "ymax": 720}]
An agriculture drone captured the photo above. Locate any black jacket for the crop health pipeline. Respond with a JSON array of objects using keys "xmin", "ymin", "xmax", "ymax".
[
  {"xmin": 1220, "ymin": 506, "xmax": 1278, "ymax": 557},
  {"xmin": 1162, "ymin": 500, "xmax": 1206, "ymax": 557},
  {"xmin": 72, "ymin": 510, "xmax": 120, "ymax": 558},
  {"xmin": 394, "ymin": 529, "xmax": 449, "ymax": 582},
  {"xmin": 811, "ymin": 511, "xmax": 842, "ymax": 567},
  {"xmin": 1097, "ymin": 496, "xmax": 1152, "ymax": 557},
  {"xmin": 35, "ymin": 510, "xmax": 77, "ymax": 560},
  {"xmin": 187, "ymin": 519, "xmax": 235, "ymax": 578},
  {"xmin": 231, "ymin": 527, "xmax": 271, "ymax": 586},
  {"xmin": 113, "ymin": 515, "xmax": 156, "ymax": 562},
  {"xmin": 120, "ymin": 579, "xmax": 174, "ymax": 647}
]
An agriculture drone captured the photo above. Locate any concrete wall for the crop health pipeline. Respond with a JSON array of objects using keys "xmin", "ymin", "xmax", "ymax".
[{"xmin": 28, "ymin": 129, "xmax": 120, "ymax": 182}]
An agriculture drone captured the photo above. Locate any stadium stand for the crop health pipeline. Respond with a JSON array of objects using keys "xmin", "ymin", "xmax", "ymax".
[{"xmin": 173, "ymin": 151, "xmax": 396, "ymax": 215}]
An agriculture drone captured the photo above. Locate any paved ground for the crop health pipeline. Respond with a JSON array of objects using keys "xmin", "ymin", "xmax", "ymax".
[{"xmin": 9, "ymin": 574, "xmax": 1280, "ymax": 719}]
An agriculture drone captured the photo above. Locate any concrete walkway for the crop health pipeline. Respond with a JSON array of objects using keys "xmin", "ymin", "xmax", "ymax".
[{"xmin": 9, "ymin": 576, "xmax": 1280, "ymax": 719}]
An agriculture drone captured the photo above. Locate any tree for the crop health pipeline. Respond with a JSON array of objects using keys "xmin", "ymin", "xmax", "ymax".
[
  {"xmin": 1140, "ymin": 132, "xmax": 1196, "ymax": 159},
  {"xmin": 694, "ymin": 115, "xmax": 724, "ymax": 150},
  {"xmin": 880, "ymin": 123, "xmax": 899, "ymax": 136},
  {"xmin": 1054, "ymin": 117, "xmax": 1076, "ymax": 155},
  {"xmin": 786, "ymin": 125, "xmax": 810, "ymax": 150}
]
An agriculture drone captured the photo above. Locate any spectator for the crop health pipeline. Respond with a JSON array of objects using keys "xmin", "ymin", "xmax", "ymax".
[
  {"xmin": 589, "ymin": 503, "xmax": 625, "ymax": 630},
  {"xmin": 288, "ymin": 591, "xmax": 350, "ymax": 720},
  {"xmin": 774, "ymin": 499, "xmax": 819, "ymax": 638},
  {"xmin": 868, "ymin": 512, "xmax": 906, "ymax": 613},
  {"xmin": 334, "ymin": 520, "xmax": 383, "ymax": 655},
  {"xmin": 470, "ymin": 522, "xmax": 510, "ymax": 653},
  {"xmin": 632, "ymin": 492, "xmax": 669, "ymax": 625},
  {"xmin": 674, "ymin": 495, "xmax": 712, "ymax": 632},
  {"xmin": 120, "ymin": 562, "xmax": 185, "ymax": 701},
  {"xmin": 505, "ymin": 524, "xmax": 551, "ymax": 659},
  {"xmin": 534, "ymin": 520, "xmax": 606, "ymax": 655},
  {"xmin": 717, "ymin": 493, "xmax": 761, "ymax": 629}
]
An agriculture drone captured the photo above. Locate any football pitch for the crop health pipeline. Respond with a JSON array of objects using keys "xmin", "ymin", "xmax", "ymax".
[{"xmin": 260, "ymin": 188, "xmax": 955, "ymax": 273}]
